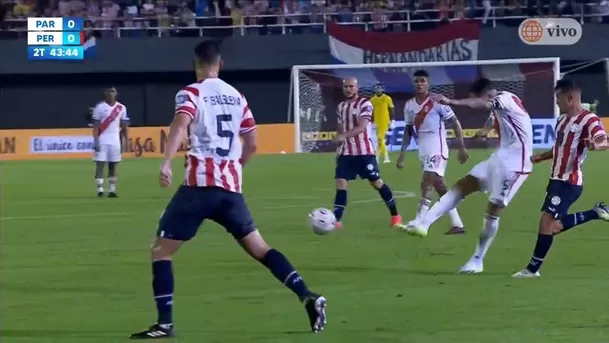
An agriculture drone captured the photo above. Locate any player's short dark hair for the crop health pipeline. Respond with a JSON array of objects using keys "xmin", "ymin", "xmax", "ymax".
[
  {"xmin": 469, "ymin": 77, "xmax": 493, "ymax": 95},
  {"xmin": 413, "ymin": 70, "xmax": 429, "ymax": 78},
  {"xmin": 194, "ymin": 40, "xmax": 221, "ymax": 65},
  {"xmin": 554, "ymin": 79, "xmax": 580, "ymax": 92}
]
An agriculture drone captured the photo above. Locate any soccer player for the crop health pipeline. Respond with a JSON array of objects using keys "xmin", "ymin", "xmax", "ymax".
[
  {"xmin": 396, "ymin": 70, "xmax": 468, "ymax": 235},
  {"xmin": 370, "ymin": 83, "xmax": 395, "ymax": 163},
  {"xmin": 92, "ymin": 87, "xmax": 129, "ymax": 197},
  {"xmin": 404, "ymin": 78, "xmax": 533, "ymax": 274},
  {"xmin": 332, "ymin": 76, "xmax": 402, "ymax": 229},
  {"xmin": 512, "ymin": 80, "xmax": 609, "ymax": 278},
  {"xmin": 129, "ymin": 41, "xmax": 326, "ymax": 340}
]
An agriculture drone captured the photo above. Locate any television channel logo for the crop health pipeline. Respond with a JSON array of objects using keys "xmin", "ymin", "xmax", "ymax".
[{"xmin": 519, "ymin": 18, "xmax": 582, "ymax": 45}]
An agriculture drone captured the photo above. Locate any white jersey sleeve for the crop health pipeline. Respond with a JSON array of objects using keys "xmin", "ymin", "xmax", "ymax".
[
  {"xmin": 439, "ymin": 104, "xmax": 455, "ymax": 121},
  {"xmin": 404, "ymin": 101, "xmax": 414, "ymax": 125},
  {"xmin": 92, "ymin": 103, "xmax": 103, "ymax": 121},
  {"xmin": 121, "ymin": 106, "xmax": 129, "ymax": 121},
  {"xmin": 175, "ymin": 86, "xmax": 199, "ymax": 119},
  {"xmin": 240, "ymin": 95, "xmax": 256, "ymax": 135},
  {"xmin": 359, "ymin": 100, "xmax": 373, "ymax": 119}
]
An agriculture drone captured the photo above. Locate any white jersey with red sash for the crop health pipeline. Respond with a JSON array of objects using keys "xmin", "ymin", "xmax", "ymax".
[{"xmin": 93, "ymin": 101, "xmax": 129, "ymax": 146}]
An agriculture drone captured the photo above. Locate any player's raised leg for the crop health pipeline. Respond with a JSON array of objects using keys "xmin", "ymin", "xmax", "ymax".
[
  {"xmin": 405, "ymin": 173, "xmax": 480, "ymax": 237},
  {"xmin": 418, "ymin": 156, "xmax": 466, "ymax": 235},
  {"xmin": 433, "ymin": 177, "xmax": 466, "ymax": 235},
  {"xmin": 513, "ymin": 181, "xmax": 609, "ymax": 278}
]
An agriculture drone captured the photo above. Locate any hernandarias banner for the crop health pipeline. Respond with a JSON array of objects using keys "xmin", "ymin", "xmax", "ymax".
[
  {"xmin": 328, "ymin": 20, "xmax": 481, "ymax": 64},
  {"xmin": 0, "ymin": 124, "xmax": 294, "ymax": 161}
]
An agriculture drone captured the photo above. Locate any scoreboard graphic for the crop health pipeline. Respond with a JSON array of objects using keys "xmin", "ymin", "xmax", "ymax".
[{"xmin": 27, "ymin": 17, "xmax": 86, "ymax": 60}]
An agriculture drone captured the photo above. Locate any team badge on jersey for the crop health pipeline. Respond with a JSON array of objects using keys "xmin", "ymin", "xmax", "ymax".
[
  {"xmin": 569, "ymin": 124, "xmax": 581, "ymax": 133},
  {"xmin": 176, "ymin": 94, "xmax": 188, "ymax": 105}
]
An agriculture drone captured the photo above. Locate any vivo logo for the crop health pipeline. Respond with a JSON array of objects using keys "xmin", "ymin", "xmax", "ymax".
[{"xmin": 519, "ymin": 18, "xmax": 582, "ymax": 45}]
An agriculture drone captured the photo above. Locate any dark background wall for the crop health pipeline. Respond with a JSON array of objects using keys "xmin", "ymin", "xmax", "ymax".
[
  {"xmin": 1, "ymin": 25, "xmax": 608, "ymax": 129},
  {"xmin": 0, "ymin": 70, "xmax": 291, "ymax": 129}
]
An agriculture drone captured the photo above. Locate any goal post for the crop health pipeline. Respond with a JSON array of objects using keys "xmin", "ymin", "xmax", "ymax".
[{"xmin": 291, "ymin": 57, "xmax": 561, "ymax": 153}]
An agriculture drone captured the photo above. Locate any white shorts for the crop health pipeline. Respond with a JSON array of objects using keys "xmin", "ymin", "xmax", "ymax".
[
  {"xmin": 94, "ymin": 144, "xmax": 121, "ymax": 162},
  {"xmin": 419, "ymin": 153, "xmax": 448, "ymax": 177},
  {"xmin": 468, "ymin": 154, "xmax": 529, "ymax": 207}
]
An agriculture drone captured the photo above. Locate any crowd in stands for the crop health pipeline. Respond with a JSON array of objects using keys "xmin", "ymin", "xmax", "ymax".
[{"xmin": 0, "ymin": 0, "xmax": 608, "ymax": 38}]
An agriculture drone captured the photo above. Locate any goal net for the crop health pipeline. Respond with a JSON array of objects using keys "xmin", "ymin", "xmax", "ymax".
[{"xmin": 291, "ymin": 58, "xmax": 560, "ymax": 153}]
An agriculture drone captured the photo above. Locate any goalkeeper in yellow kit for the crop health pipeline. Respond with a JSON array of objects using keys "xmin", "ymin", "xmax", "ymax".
[{"xmin": 370, "ymin": 83, "xmax": 395, "ymax": 163}]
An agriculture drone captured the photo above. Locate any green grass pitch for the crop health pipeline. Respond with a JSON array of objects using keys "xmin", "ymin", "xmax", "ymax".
[{"xmin": 3, "ymin": 150, "xmax": 609, "ymax": 343}]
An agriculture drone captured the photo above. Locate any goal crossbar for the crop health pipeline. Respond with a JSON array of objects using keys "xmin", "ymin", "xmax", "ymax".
[{"xmin": 291, "ymin": 58, "xmax": 561, "ymax": 153}]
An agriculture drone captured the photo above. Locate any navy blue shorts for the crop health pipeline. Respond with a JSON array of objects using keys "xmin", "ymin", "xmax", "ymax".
[
  {"xmin": 335, "ymin": 155, "xmax": 380, "ymax": 181},
  {"xmin": 540, "ymin": 179, "xmax": 583, "ymax": 219},
  {"xmin": 157, "ymin": 185, "xmax": 256, "ymax": 241}
]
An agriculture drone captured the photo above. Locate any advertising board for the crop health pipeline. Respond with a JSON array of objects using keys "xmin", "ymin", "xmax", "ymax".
[{"xmin": 0, "ymin": 124, "xmax": 294, "ymax": 161}]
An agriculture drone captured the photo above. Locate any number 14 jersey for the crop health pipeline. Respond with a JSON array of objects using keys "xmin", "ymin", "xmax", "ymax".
[{"xmin": 175, "ymin": 78, "xmax": 256, "ymax": 193}]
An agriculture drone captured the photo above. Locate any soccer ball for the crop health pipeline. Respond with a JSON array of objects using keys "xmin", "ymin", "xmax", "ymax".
[{"xmin": 308, "ymin": 208, "xmax": 337, "ymax": 235}]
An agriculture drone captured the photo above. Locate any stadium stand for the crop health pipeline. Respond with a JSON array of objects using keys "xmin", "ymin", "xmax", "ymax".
[{"xmin": 0, "ymin": 0, "xmax": 608, "ymax": 38}]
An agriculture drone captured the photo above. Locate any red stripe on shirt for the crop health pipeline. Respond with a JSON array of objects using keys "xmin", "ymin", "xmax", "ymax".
[
  {"xmin": 557, "ymin": 115, "xmax": 586, "ymax": 177},
  {"xmin": 240, "ymin": 117, "xmax": 255, "ymax": 131},
  {"xmin": 218, "ymin": 160, "xmax": 230, "ymax": 190},
  {"xmin": 183, "ymin": 86, "xmax": 200, "ymax": 97},
  {"xmin": 176, "ymin": 106, "xmax": 196, "ymax": 118},
  {"xmin": 228, "ymin": 161, "xmax": 240, "ymax": 192},
  {"xmin": 204, "ymin": 157, "xmax": 215, "ymax": 187},
  {"xmin": 188, "ymin": 155, "xmax": 198, "ymax": 186}
]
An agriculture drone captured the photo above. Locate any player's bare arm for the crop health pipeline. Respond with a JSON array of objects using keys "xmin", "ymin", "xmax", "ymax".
[
  {"xmin": 448, "ymin": 116, "xmax": 469, "ymax": 164},
  {"xmin": 241, "ymin": 129, "xmax": 257, "ymax": 165},
  {"xmin": 335, "ymin": 107, "xmax": 344, "ymax": 135},
  {"xmin": 333, "ymin": 118, "xmax": 369, "ymax": 143},
  {"xmin": 120, "ymin": 121, "xmax": 129, "ymax": 152},
  {"xmin": 473, "ymin": 114, "xmax": 494, "ymax": 139},
  {"xmin": 92, "ymin": 119, "xmax": 101, "ymax": 151},
  {"xmin": 396, "ymin": 124, "xmax": 414, "ymax": 169},
  {"xmin": 531, "ymin": 149, "xmax": 553, "ymax": 163},
  {"xmin": 588, "ymin": 134, "xmax": 609, "ymax": 151},
  {"xmin": 442, "ymin": 97, "xmax": 494, "ymax": 111},
  {"xmin": 160, "ymin": 112, "xmax": 191, "ymax": 188}
]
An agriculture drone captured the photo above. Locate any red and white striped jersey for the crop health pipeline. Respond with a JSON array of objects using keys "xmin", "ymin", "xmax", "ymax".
[
  {"xmin": 550, "ymin": 109, "xmax": 606, "ymax": 185},
  {"xmin": 490, "ymin": 91, "xmax": 534, "ymax": 173},
  {"xmin": 92, "ymin": 101, "xmax": 129, "ymax": 146},
  {"xmin": 337, "ymin": 96, "xmax": 375, "ymax": 156},
  {"xmin": 175, "ymin": 78, "xmax": 256, "ymax": 193}
]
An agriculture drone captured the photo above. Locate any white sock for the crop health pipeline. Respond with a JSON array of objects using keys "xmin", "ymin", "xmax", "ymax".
[
  {"xmin": 420, "ymin": 189, "xmax": 463, "ymax": 229},
  {"xmin": 416, "ymin": 198, "xmax": 431, "ymax": 221},
  {"xmin": 96, "ymin": 178, "xmax": 104, "ymax": 192},
  {"xmin": 448, "ymin": 208, "xmax": 464, "ymax": 228},
  {"xmin": 108, "ymin": 176, "xmax": 117, "ymax": 193},
  {"xmin": 474, "ymin": 214, "xmax": 499, "ymax": 259}
]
